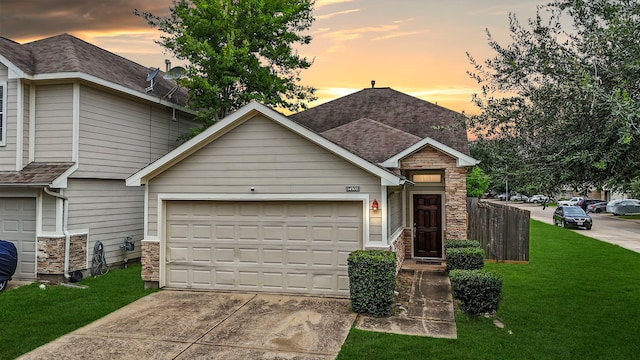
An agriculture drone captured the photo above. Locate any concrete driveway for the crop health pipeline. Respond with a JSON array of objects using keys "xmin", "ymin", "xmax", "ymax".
[{"xmin": 18, "ymin": 291, "xmax": 356, "ymax": 360}]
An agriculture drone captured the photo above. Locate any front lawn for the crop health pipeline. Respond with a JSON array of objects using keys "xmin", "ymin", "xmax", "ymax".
[
  {"xmin": 0, "ymin": 264, "xmax": 156, "ymax": 360},
  {"xmin": 338, "ymin": 220, "xmax": 640, "ymax": 359}
]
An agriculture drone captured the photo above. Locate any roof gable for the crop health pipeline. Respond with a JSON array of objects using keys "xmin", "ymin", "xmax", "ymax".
[
  {"xmin": 380, "ymin": 137, "xmax": 479, "ymax": 168},
  {"xmin": 127, "ymin": 102, "xmax": 404, "ymax": 187},
  {"xmin": 289, "ymin": 87, "xmax": 470, "ymax": 156}
]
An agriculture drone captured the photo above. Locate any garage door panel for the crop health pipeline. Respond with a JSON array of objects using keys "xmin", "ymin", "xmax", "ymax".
[
  {"xmin": 192, "ymin": 225, "xmax": 212, "ymax": 240},
  {"xmin": 192, "ymin": 247, "xmax": 213, "ymax": 262},
  {"xmin": 215, "ymin": 225, "xmax": 235, "ymax": 240},
  {"xmin": 337, "ymin": 227, "xmax": 360, "ymax": 243},
  {"xmin": 215, "ymin": 247, "xmax": 235, "ymax": 263},
  {"xmin": 311, "ymin": 250, "xmax": 335, "ymax": 267},
  {"xmin": 167, "ymin": 266, "xmax": 354, "ymax": 294},
  {"xmin": 238, "ymin": 248, "xmax": 259, "ymax": 264},
  {"xmin": 263, "ymin": 226, "xmax": 285, "ymax": 241},
  {"xmin": 286, "ymin": 226, "xmax": 308, "ymax": 242},
  {"xmin": 238, "ymin": 225, "xmax": 259, "ymax": 240},
  {"xmin": 166, "ymin": 201, "xmax": 362, "ymax": 296},
  {"xmin": 192, "ymin": 270, "xmax": 212, "ymax": 287},
  {"xmin": 239, "ymin": 271, "xmax": 259, "ymax": 288}
]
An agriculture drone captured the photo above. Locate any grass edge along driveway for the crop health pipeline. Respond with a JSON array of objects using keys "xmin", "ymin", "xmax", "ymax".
[
  {"xmin": 0, "ymin": 264, "xmax": 157, "ymax": 360},
  {"xmin": 337, "ymin": 220, "xmax": 640, "ymax": 359}
]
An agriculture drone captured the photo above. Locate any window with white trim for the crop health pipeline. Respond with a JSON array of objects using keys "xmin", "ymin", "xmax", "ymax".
[{"xmin": 0, "ymin": 82, "xmax": 5, "ymax": 146}]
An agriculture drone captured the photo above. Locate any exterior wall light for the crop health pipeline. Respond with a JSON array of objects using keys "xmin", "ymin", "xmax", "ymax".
[{"xmin": 371, "ymin": 199, "xmax": 379, "ymax": 211}]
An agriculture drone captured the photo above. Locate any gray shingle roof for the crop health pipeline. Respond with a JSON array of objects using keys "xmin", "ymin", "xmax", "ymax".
[
  {"xmin": 0, "ymin": 162, "xmax": 75, "ymax": 185},
  {"xmin": 289, "ymin": 87, "xmax": 470, "ymax": 162},
  {"xmin": 321, "ymin": 118, "xmax": 421, "ymax": 163},
  {"xmin": 0, "ymin": 34, "xmax": 187, "ymax": 105}
]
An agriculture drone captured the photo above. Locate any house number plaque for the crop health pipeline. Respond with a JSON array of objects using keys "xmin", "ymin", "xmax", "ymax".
[{"xmin": 346, "ymin": 185, "xmax": 360, "ymax": 192}]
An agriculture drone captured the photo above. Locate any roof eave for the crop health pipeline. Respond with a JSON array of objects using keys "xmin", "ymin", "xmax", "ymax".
[{"xmin": 9, "ymin": 71, "xmax": 195, "ymax": 115}]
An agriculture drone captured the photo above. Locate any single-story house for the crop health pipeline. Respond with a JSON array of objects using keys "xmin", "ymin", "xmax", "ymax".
[{"xmin": 127, "ymin": 88, "xmax": 478, "ymax": 296}]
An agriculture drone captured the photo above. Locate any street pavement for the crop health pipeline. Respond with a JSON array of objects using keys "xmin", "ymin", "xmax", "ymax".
[{"xmin": 493, "ymin": 200, "xmax": 640, "ymax": 254}]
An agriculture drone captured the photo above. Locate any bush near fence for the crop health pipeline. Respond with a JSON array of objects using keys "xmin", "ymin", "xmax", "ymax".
[
  {"xmin": 445, "ymin": 246, "xmax": 485, "ymax": 271},
  {"xmin": 445, "ymin": 239, "xmax": 481, "ymax": 249}
]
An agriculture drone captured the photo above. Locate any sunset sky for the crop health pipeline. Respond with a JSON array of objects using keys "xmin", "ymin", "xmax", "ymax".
[{"xmin": 0, "ymin": 0, "xmax": 548, "ymax": 114}]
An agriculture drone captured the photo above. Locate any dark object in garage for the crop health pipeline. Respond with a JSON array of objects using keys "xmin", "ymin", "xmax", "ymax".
[{"xmin": 0, "ymin": 240, "xmax": 18, "ymax": 292}]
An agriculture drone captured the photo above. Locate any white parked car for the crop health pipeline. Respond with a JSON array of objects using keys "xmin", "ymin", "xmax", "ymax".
[
  {"xmin": 557, "ymin": 197, "xmax": 583, "ymax": 207},
  {"xmin": 510, "ymin": 194, "xmax": 529, "ymax": 201},
  {"xmin": 527, "ymin": 195, "xmax": 549, "ymax": 203}
]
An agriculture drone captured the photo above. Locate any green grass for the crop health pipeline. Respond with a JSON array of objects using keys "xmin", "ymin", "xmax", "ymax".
[
  {"xmin": 337, "ymin": 220, "xmax": 640, "ymax": 359},
  {"xmin": 0, "ymin": 264, "xmax": 157, "ymax": 360},
  {"xmin": 619, "ymin": 214, "xmax": 640, "ymax": 220}
]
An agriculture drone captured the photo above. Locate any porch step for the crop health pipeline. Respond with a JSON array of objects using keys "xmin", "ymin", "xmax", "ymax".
[{"xmin": 401, "ymin": 259, "xmax": 446, "ymax": 271}]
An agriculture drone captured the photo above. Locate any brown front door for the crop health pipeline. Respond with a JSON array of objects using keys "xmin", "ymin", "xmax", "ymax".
[{"xmin": 413, "ymin": 194, "xmax": 442, "ymax": 258}]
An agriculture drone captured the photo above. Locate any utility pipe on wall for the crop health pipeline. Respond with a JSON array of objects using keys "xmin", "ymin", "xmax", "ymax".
[{"xmin": 44, "ymin": 187, "xmax": 71, "ymax": 280}]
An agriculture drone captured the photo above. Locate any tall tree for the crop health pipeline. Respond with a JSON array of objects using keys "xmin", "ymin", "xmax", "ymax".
[
  {"xmin": 467, "ymin": 0, "xmax": 640, "ymax": 194},
  {"xmin": 136, "ymin": 0, "xmax": 316, "ymax": 133}
]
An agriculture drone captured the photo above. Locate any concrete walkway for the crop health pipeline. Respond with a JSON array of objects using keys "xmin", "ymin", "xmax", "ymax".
[{"xmin": 355, "ymin": 265, "xmax": 457, "ymax": 339}]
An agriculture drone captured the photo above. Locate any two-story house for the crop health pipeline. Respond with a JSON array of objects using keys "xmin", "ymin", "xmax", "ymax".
[{"xmin": 0, "ymin": 34, "xmax": 195, "ymax": 282}]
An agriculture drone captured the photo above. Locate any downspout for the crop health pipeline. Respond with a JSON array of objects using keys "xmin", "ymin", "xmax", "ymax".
[{"xmin": 44, "ymin": 187, "xmax": 71, "ymax": 280}]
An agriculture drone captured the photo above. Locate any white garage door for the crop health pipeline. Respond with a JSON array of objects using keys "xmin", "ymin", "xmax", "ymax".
[
  {"xmin": 0, "ymin": 198, "xmax": 37, "ymax": 280},
  {"xmin": 165, "ymin": 201, "xmax": 363, "ymax": 296}
]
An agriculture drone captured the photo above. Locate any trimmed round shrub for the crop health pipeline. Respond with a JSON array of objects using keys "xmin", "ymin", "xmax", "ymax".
[
  {"xmin": 444, "ymin": 239, "xmax": 481, "ymax": 249},
  {"xmin": 445, "ymin": 247, "xmax": 485, "ymax": 271},
  {"xmin": 450, "ymin": 269, "xmax": 503, "ymax": 315},
  {"xmin": 347, "ymin": 250, "xmax": 396, "ymax": 317}
]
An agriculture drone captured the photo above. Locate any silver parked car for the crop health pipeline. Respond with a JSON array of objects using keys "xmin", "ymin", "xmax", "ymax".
[
  {"xmin": 606, "ymin": 199, "xmax": 640, "ymax": 216},
  {"xmin": 527, "ymin": 195, "xmax": 549, "ymax": 203},
  {"xmin": 586, "ymin": 201, "xmax": 607, "ymax": 213}
]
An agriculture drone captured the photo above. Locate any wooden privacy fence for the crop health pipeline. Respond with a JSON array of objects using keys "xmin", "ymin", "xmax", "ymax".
[{"xmin": 466, "ymin": 198, "xmax": 530, "ymax": 263}]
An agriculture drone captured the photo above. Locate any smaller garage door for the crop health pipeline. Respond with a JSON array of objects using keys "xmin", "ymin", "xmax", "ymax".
[
  {"xmin": 0, "ymin": 198, "xmax": 37, "ymax": 280},
  {"xmin": 165, "ymin": 201, "xmax": 363, "ymax": 296}
]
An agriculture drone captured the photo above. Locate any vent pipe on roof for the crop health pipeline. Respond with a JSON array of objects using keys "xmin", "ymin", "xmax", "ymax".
[
  {"xmin": 371, "ymin": 80, "xmax": 375, "ymax": 88},
  {"xmin": 165, "ymin": 59, "xmax": 171, "ymax": 72}
]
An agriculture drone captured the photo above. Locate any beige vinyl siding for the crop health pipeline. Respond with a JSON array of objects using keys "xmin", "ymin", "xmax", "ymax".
[
  {"xmin": 41, "ymin": 193, "xmax": 58, "ymax": 233},
  {"xmin": 66, "ymin": 178, "xmax": 144, "ymax": 265},
  {"xmin": 0, "ymin": 64, "xmax": 6, "ymax": 80},
  {"xmin": 34, "ymin": 84, "xmax": 73, "ymax": 161},
  {"xmin": 388, "ymin": 187, "xmax": 403, "ymax": 236},
  {"xmin": 76, "ymin": 86, "xmax": 192, "ymax": 179},
  {"xmin": 147, "ymin": 115, "xmax": 382, "ymax": 239},
  {"xmin": 22, "ymin": 84, "xmax": 29, "ymax": 166},
  {"xmin": 0, "ymin": 78, "xmax": 17, "ymax": 169}
]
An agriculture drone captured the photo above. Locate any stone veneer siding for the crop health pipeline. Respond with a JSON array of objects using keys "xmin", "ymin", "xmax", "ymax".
[
  {"xmin": 391, "ymin": 231, "xmax": 406, "ymax": 274},
  {"xmin": 141, "ymin": 240, "xmax": 160, "ymax": 285},
  {"xmin": 403, "ymin": 228, "xmax": 413, "ymax": 259},
  {"xmin": 401, "ymin": 145, "xmax": 469, "ymax": 258},
  {"xmin": 37, "ymin": 234, "xmax": 87, "ymax": 275}
]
